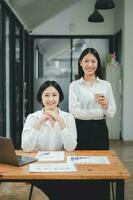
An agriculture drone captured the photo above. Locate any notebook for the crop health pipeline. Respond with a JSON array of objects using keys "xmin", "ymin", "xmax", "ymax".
[{"xmin": 0, "ymin": 136, "xmax": 37, "ymax": 166}]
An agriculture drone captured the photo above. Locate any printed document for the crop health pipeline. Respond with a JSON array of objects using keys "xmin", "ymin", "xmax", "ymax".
[
  {"xmin": 29, "ymin": 163, "xmax": 76, "ymax": 172},
  {"xmin": 67, "ymin": 156, "xmax": 110, "ymax": 164},
  {"xmin": 36, "ymin": 151, "xmax": 64, "ymax": 161}
]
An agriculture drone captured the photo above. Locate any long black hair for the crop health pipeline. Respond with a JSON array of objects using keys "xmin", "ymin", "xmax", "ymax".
[
  {"xmin": 78, "ymin": 48, "xmax": 103, "ymax": 79},
  {"xmin": 37, "ymin": 80, "xmax": 64, "ymax": 106}
]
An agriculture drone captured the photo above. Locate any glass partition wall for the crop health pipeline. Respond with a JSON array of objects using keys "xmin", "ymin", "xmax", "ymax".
[
  {"xmin": 0, "ymin": 3, "xmax": 6, "ymax": 136},
  {"xmin": 12, "ymin": 24, "xmax": 23, "ymax": 148},
  {"xmin": 5, "ymin": 15, "xmax": 10, "ymax": 137},
  {"xmin": 0, "ymin": 1, "xmax": 24, "ymax": 148}
]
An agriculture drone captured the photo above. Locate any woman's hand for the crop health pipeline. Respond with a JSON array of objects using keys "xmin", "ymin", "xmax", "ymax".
[
  {"xmin": 97, "ymin": 95, "xmax": 108, "ymax": 109},
  {"xmin": 45, "ymin": 110, "xmax": 65, "ymax": 129},
  {"xmin": 40, "ymin": 113, "xmax": 49, "ymax": 123},
  {"xmin": 33, "ymin": 113, "xmax": 49, "ymax": 130}
]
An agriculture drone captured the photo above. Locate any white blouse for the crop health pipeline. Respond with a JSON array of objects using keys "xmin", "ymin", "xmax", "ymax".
[
  {"xmin": 21, "ymin": 109, "xmax": 77, "ymax": 152},
  {"xmin": 69, "ymin": 77, "xmax": 116, "ymax": 120}
]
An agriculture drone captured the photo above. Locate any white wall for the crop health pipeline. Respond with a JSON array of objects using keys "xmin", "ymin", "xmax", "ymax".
[
  {"xmin": 32, "ymin": 0, "xmax": 114, "ymax": 35},
  {"xmin": 122, "ymin": 0, "xmax": 133, "ymax": 140},
  {"xmin": 114, "ymin": 0, "xmax": 133, "ymax": 141},
  {"xmin": 114, "ymin": 0, "xmax": 124, "ymax": 33}
]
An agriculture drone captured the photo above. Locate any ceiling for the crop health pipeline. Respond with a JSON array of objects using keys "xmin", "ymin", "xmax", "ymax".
[
  {"xmin": 6, "ymin": 0, "xmax": 80, "ymax": 30},
  {"xmin": 5, "ymin": 0, "xmax": 116, "ymax": 63},
  {"xmin": 5, "ymin": 0, "xmax": 82, "ymax": 61}
]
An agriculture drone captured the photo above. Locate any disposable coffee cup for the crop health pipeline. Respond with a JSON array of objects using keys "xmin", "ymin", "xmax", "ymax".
[{"xmin": 94, "ymin": 93, "xmax": 104, "ymax": 102}]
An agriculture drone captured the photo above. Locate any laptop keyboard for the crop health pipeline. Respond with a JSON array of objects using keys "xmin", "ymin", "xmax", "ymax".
[
  {"xmin": 16, "ymin": 155, "xmax": 37, "ymax": 165},
  {"xmin": 17, "ymin": 155, "xmax": 30, "ymax": 162},
  {"xmin": 17, "ymin": 155, "xmax": 23, "ymax": 160}
]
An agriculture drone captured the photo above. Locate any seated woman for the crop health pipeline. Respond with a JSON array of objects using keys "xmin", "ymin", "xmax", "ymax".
[
  {"xmin": 22, "ymin": 80, "xmax": 77, "ymax": 152},
  {"xmin": 21, "ymin": 80, "xmax": 78, "ymax": 200}
]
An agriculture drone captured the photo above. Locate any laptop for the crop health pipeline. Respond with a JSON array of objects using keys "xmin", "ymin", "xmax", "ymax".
[{"xmin": 0, "ymin": 136, "xmax": 37, "ymax": 166}]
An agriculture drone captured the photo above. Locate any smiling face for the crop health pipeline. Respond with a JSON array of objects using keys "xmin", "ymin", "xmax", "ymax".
[
  {"xmin": 42, "ymin": 86, "xmax": 60, "ymax": 111},
  {"xmin": 80, "ymin": 53, "xmax": 98, "ymax": 77}
]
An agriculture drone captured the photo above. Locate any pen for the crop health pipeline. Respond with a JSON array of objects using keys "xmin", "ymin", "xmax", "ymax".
[{"xmin": 40, "ymin": 152, "xmax": 50, "ymax": 156}]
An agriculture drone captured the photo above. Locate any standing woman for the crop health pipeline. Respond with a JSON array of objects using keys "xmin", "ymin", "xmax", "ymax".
[
  {"xmin": 69, "ymin": 48, "xmax": 116, "ymax": 200},
  {"xmin": 69, "ymin": 47, "xmax": 116, "ymax": 150}
]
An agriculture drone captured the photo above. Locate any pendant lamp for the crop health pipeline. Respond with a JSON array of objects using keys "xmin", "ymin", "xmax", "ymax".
[
  {"xmin": 88, "ymin": 9, "xmax": 104, "ymax": 23},
  {"xmin": 95, "ymin": 0, "xmax": 115, "ymax": 10}
]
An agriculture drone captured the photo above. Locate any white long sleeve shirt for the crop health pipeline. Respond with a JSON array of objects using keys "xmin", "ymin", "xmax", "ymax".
[
  {"xmin": 21, "ymin": 109, "xmax": 77, "ymax": 152},
  {"xmin": 69, "ymin": 77, "xmax": 116, "ymax": 120}
]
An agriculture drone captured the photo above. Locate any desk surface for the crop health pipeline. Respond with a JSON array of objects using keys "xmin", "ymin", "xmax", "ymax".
[{"xmin": 0, "ymin": 150, "xmax": 130, "ymax": 181}]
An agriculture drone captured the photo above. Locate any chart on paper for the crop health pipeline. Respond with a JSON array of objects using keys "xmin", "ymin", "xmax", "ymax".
[{"xmin": 67, "ymin": 156, "xmax": 110, "ymax": 164}]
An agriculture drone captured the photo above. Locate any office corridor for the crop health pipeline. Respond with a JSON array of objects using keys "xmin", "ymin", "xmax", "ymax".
[{"xmin": 0, "ymin": 140, "xmax": 133, "ymax": 200}]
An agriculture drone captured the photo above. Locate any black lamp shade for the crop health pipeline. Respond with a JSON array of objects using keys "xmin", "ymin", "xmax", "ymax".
[
  {"xmin": 95, "ymin": 0, "xmax": 115, "ymax": 10},
  {"xmin": 88, "ymin": 10, "xmax": 104, "ymax": 23}
]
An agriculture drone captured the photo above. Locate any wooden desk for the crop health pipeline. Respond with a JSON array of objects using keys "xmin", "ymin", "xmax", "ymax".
[{"xmin": 0, "ymin": 150, "xmax": 130, "ymax": 200}]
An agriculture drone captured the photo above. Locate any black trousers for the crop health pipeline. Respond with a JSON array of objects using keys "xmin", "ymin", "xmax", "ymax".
[
  {"xmin": 33, "ymin": 180, "xmax": 90, "ymax": 200},
  {"xmin": 75, "ymin": 119, "xmax": 109, "ymax": 150},
  {"xmin": 33, "ymin": 180, "xmax": 110, "ymax": 200}
]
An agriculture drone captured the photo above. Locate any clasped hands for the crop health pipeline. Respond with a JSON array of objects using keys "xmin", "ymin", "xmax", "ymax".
[{"xmin": 35, "ymin": 110, "xmax": 65, "ymax": 129}]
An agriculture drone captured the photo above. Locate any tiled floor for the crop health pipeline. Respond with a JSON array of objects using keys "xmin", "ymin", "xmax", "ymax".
[
  {"xmin": 0, "ymin": 140, "xmax": 133, "ymax": 200},
  {"xmin": 110, "ymin": 140, "xmax": 133, "ymax": 200},
  {"xmin": 0, "ymin": 182, "xmax": 48, "ymax": 200}
]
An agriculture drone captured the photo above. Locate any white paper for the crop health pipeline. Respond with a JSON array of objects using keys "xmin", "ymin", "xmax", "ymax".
[
  {"xmin": 29, "ymin": 163, "xmax": 77, "ymax": 172},
  {"xmin": 36, "ymin": 151, "xmax": 65, "ymax": 161},
  {"xmin": 67, "ymin": 156, "xmax": 110, "ymax": 164}
]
